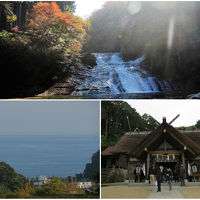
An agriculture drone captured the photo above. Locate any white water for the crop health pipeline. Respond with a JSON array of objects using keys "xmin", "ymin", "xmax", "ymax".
[{"xmin": 72, "ymin": 53, "xmax": 172, "ymax": 97}]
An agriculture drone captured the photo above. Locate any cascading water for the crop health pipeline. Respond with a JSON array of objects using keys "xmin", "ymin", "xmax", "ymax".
[{"xmin": 71, "ymin": 53, "xmax": 174, "ymax": 98}]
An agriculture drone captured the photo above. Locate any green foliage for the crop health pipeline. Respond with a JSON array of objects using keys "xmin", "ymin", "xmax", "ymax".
[
  {"xmin": 0, "ymin": 30, "xmax": 12, "ymax": 38},
  {"xmin": 177, "ymin": 120, "xmax": 200, "ymax": 130},
  {"xmin": 101, "ymin": 168, "xmax": 127, "ymax": 183},
  {"xmin": 56, "ymin": 1, "xmax": 76, "ymax": 13},
  {"xmin": 38, "ymin": 177, "xmax": 67, "ymax": 195},
  {"xmin": 142, "ymin": 114, "xmax": 158, "ymax": 131},
  {"xmin": 0, "ymin": 34, "xmax": 68, "ymax": 98},
  {"xmin": 101, "ymin": 101, "xmax": 158, "ymax": 150},
  {"xmin": 196, "ymin": 120, "xmax": 200, "ymax": 129},
  {"xmin": 0, "ymin": 2, "xmax": 89, "ymax": 98},
  {"xmin": 0, "ymin": 162, "xmax": 27, "ymax": 197},
  {"xmin": 0, "ymin": 2, "xmax": 13, "ymax": 30}
]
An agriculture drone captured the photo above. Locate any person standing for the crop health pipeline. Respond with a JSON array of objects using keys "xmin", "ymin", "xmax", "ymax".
[
  {"xmin": 155, "ymin": 165, "xmax": 161, "ymax": 192},
  {"xmin": 166, "ymin": 167, "xmax": 173, "ymax": 191},
  {"xmin": 136, "ymin": 165, "xmax": 141, "ymax": 182},
  {"xmin": 180, "ymin": 164, "xmax": 185, "ymax": 186},
  {"xmin": 175, "ymin": 164, "xmax": 180, "ymax": 182},
  {"xmin": 160, "ymin": 165, "xmax": 164, "ymax": 183},
  {"xmin": 149, "ymin": 166, "xmax": 155, "ymax": 186},
  {"xmin": 163, "ymin": 166, "xmax": 167, "ymax": 183}
]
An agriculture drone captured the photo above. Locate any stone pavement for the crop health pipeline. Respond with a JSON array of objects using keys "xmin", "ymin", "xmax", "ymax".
[
  {"xmin": 147, "ymin": 185, "xmax": 185, "ymax": 198},
  {"xmin": 102, "ymin": 182, "xmax": 200, "ymax": 198}
]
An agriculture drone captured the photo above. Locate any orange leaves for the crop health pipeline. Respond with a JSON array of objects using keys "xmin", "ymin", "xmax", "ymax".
[
  {"xmin": 29, "ymin": 2, "xmax": 86, "ymax": 34},
  {"xmin": 28, "ymin": 2, "xmax": 89, "ymax": 55}
]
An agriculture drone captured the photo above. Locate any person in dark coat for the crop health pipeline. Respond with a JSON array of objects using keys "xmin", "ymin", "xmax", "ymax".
[
  {"xmin": 149, "ymin": 166, "xmax": 155, "ymax": 186},
  {"xmin": 175, "ymin": 164, "xmax": 180, "ymax": 182},
  {"xmin": 179, "ymin": 164, "xmax": 185, "ymax": 186},
  {"xmin": 140, "ymin": 169, "xmax": 144, "ymax": 182},
  {"xmin": 155, "ymin": 165, "xmax": 161, "ymax": 192},
  {"xmin": 134, "ymin": 169, "xmax": 137, "ymax": 183},
  {"xmin": 163, "ymin": 166, "xmax": 167, "ymax": 183},
  {"xmin": 166, "ymin": 167, "xmax": 173, "ymax": 190}
]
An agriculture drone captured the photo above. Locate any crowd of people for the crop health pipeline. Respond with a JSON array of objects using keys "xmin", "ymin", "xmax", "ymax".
[{"xmin": 149, "ymin": 164, "xmax": 186, "ymax": 192}]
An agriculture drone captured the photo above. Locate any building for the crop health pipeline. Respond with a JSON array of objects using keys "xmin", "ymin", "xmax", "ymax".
[
  {"xmin": 77, "ymin": 181, "xmax": 92, "ymax": 189},
  {"xmin": 33, "ymin": 176, "xmax": 49, "ymax": 186},
  {"xmin": 102, "ymin": 117, "xmax": 200, "ymax": 181}
]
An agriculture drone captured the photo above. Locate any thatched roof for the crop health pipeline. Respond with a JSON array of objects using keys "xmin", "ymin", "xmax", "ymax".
[
  {"xmin": 110, "ymin": 133, "xmax": 147, "ymax": 154},
  {"xmin": 182, "ymin": 131, "xmax": 200, "ymax": 146},
  {"xmin": 105, "ymin": 122, "xmax": 200, "ymax": 160},
  {"xmin": 102, "ymin": 146, "xmax": 115, "ymax": 156}
]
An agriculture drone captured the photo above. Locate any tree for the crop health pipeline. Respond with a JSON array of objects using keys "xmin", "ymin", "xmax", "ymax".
[
  {"xmin": 56, "ymin": 1, "xmax": 76, "ymax": 13},
  {"xmin": 29, "ymin": 3, "xmax": 86, "ymax": 41},
  {"xmin": 0, "ymin": 2, "xmax": 13, "ymax": 30},
  {"xmin": 101, "ymin": 101, "xmax": 158, "ymax": 149},
  {"xmin": 42, "ymin": 177, "xmax": 67, "ymax": 195},
  {"xmin": 195, "ymin": 120, "xmax": 200, "ymax": 129},
  {"xmin": 0, "ymin": 162, "xmax": 27, "ymax": 196},
  {"xmin": 142, "ymin": 114, "xmax": 158, "ymax": 131}
]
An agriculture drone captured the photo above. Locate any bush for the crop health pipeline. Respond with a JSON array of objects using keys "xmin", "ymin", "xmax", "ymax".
[{"xmin": 0, "ymin": 34, "xmax": 67, "ymax": 98}]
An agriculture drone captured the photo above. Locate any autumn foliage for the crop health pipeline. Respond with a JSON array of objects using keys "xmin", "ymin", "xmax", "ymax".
[{"xmin": 28, "ymin": 2, "xmax": 89, "ymax": 54}]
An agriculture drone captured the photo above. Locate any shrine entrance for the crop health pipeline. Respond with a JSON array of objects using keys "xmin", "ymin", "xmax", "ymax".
[
  {"xmin": 150, "ymin": 151, "xmax": 181, "ymax": 169},
  {"xmin": 156, "ymin": 162, "xmax": 177, "ymax": 171}
]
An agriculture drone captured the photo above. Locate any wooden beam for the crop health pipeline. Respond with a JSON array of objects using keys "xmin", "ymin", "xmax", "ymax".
[{"xmin": 150, "ymin": 150, "xmax": 181, "ymax": 154}]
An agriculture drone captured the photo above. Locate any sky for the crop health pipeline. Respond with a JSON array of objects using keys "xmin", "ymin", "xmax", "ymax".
[
  {"xmin": 0, "ymin": 101, "xmax": 100, "ymax": 135},
  {"xmin": 75, "ymin": 0, "xmax": 105, "ymax": 18},
  {"xmin": 126, "ymin": 100, "xmax": 200, "ymax": 127}
]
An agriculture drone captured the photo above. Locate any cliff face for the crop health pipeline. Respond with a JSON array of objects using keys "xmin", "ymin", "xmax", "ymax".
[{"xmin": 83, "ymin": 150, "xmax": 100, "ymax": 181}]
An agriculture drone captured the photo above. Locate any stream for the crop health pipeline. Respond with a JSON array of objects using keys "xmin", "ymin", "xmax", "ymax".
[{"xmin": 71, "ymin": 53, "xmax": 178, "ymax": 99}]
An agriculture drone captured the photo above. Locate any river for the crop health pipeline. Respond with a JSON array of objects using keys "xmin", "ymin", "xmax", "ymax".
[{"xmin": 71, "ymin": 53, "xmax": 177, "ymax": 98}]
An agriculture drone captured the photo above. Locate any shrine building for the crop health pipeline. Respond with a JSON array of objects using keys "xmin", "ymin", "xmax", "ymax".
[{"xmin": 102, "ymin": 117, "xmax": 200, "ymax": 181}]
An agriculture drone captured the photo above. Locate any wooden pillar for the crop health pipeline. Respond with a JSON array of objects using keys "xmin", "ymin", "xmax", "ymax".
[
  {"xmin": 147, "ymin": 153, "xmax": 150, "ymax": 177},
  {"xmin": 182, "ymin": 152, "xmax": 186, "ymax": 169}
]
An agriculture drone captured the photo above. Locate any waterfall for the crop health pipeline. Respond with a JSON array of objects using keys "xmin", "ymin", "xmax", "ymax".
[{"xmin": 71, "ymin": 53, "xmax": 173, "ymax": 98}]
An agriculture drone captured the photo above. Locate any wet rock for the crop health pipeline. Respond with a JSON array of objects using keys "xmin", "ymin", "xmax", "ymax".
[
  {"xmin": 37, "ymin": 60, "xmax": 93, "ymax": 97},
  {"xmin": 81, "ymin": 52, "xmax": 97, "ymax": 66},
  {"xmin": 188, "ymin": 92, "xmax": 200, "ymax": 99}
]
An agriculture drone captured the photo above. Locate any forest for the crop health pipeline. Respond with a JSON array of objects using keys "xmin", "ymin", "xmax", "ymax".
[
  {"xmin": 101, "ymin": 101, "xmax": 158, "ymax": 150},
  {"xmin": 101, "ymin": 101, "xmax": 200, "ymax": 150},
  {"xmin": 86, "ymin": 2, "xmax": 200, "ymax": 95}
]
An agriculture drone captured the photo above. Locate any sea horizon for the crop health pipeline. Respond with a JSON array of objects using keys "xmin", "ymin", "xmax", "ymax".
[{"xmin": 0, "ymin": 133, "xmax": 99, "ymax": 178}]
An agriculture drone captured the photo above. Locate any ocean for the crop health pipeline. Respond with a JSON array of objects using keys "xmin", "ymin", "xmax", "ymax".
[{"xmin": 0, "ymin": 134, "xmax": 99, "ymax": 178}]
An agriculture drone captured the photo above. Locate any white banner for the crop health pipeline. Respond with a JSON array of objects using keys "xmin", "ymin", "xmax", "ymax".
[
  {"xmin": 142, "ymin": 163, "xmax": 146, "ymax": 176},
  {"xmin": 188, "ymin": 162, "xmax": 191, "ymax": 176}
]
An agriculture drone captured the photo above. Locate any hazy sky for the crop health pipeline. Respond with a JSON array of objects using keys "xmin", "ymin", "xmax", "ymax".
[
  {"xmin": 75, "ymin": 0, "xmax": 105, "ymax": 18},
  {"xmin": 126, "ymin": 100, "xmax": 200, "ymax": 127},
  {"xmin": 0, "ymin": 101, "xmax": 99, "ymax": 135}
]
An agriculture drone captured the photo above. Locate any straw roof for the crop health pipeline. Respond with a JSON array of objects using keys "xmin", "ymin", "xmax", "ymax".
[{"xmin": 103, "ymin": 122, "xmax": 200, "ymax": 160}]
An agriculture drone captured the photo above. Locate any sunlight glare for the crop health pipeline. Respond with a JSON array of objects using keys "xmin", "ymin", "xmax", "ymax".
[
  {"xmin": 127, "ymin": 2, "xmax": 141, "ymax": 15},
  {"xmin": 75, "ymin": 0, "xmax": 106, "ymax": 19},
  {"xmin": 167, "ymin": 17, "xmax": 174, "ymax": 50}
]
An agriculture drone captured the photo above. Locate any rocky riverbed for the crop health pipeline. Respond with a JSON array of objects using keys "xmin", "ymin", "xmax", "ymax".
[{"xmin": 38, "ymin": 53, "xmax": 190, "ymax": 99}]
